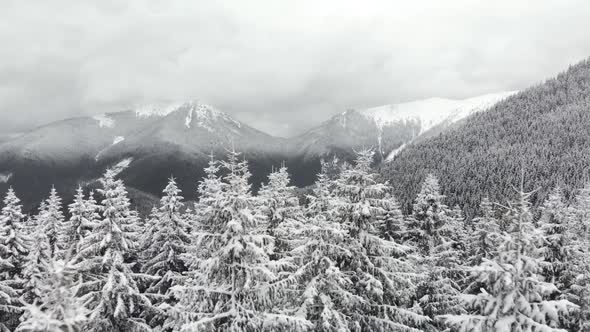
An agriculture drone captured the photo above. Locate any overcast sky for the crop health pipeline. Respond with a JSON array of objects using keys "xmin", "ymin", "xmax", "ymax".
[{"xmin": 2, "ymin": 0, "xmax": 590, "ymax": 137}]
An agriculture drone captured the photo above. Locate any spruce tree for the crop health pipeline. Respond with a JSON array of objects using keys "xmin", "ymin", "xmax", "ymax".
[
  {"xmin": 21, "ymin": 222, "xmax": 51, "ymax": 305},
  {"xmin": 74, "ymin": 169, "xmax": 151, "ymax": 332},
  {"xmin": 538, "ymin": 185, "xmax": 576, "ymax": 292},
  {"xmin": 0, "ymin": 188, "xmax": 28, "ymax": 331},
  {"xmin": 467, "ymin": 197, "xmax": 500, "ymax": 266},
  {"xmin": 141, "ymin": 177, "xmax": 191, "ymax": 329},
  {"xmin": 39, "ymin": 187, "xmax": 67, "ymax": 258},
  {"xmin": 407, "ymin": 174, "xmax": 465, "ymax": 330},
  {"xmin": 17, "ymin": 259, "xmax": 88, "ymax": 332},
  {"xmin": 193, "ymin": 153, "xmax": 223, "ymax": 223},
  {"xmin": 62, "ymin": 187, "xmax": 93, "ymax": 258},
  {"xmin": 567, "ymin": 250, "xmax": 590, "ymax": 331},
  {"xmin": 84, "ymin": 190, "xmax": 102, "ymax": 231},
  {"xmin": 258, "ymin": 165, "xmax": 304, "ymax": 258},
  {"xmin": 174, "ymin": 150, "xmax": 309, "ymax": 331},
  {"xmin": 379, "ymin": 193, "xmax": 406, "ymax": 242},
  {"xmin": 291, "ymin": 150, "xmax": 427, "ymax": 331},
  {"xmin": 444, "ymin": 185, "xmax": 575, "ymax": 331},
  {"xmin": 562, "ymin": 183, "xmax": 590, "ymax": 330},
  {"xmin": 306, "ymin": 158, "xmax": 338, "ymax": 219}
]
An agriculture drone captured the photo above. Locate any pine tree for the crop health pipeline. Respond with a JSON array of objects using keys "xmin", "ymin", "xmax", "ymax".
[
  {"xmin": 306, "ymin": 158, "xmax": 338, "ymax": 219},
  {"xmin": 84, "ymin": 190, "xmax": 102, "ymax": 230},
  {"xmin": 291, "ymin": 150, "xmax": 427, "ymax": 331},
  {"xmin": 74, "ymin": 169, "xmax": 151, "ymax": 332},
  {"xmin": 447, "ymin": 204, "xmax": 469, "ymax": 261},
  {"xmin": 444, "ymin": 184, "xmax": 576, "ymax": 331},
  {"xmin": 17, "ymin": 259, "xmax": 88, "ymax": 332},
  {"xmin": 22, "ymin": 216, "xmax": 37, "ymax": 241},
  {"xmin": 538, "ymin": 185, "xmax": 576, "ymax": 292},
  {"xmin": 0, "ymin": 187, "xmax": 28, "ymax": 331},
  {"xmin": 571, "ymin": 182, "xmax": 590, "ymax": 229},
  {"xmin": 567, "ymin": 250, "xmax": 590, "ymax": 331},
  {"xmin": 193, "ymin": 153, "xmax": 223, "ymax": 224},
  {"xmin": 139, "ymin": 207, "xmax": 159, "ymax": 256},
  {"xmin": 379, "ymin": 193, "xmax": 406, "ymax": 242},
  {"xmin": 406, "ymin": 174, "xmax": 465, "ymax": 330},
  {"xmin": 258, "ymin": 165, "xmax": 304, "ymax": 258},
  {"xmin": 174, "ymin": 150, "xmax": 309, "ymax": 331},
  {"xmin": 141, "ymin": 177, "xmax": 191, "ymax": 329},
  {"xmin": 39, "ymin": 187, "xmax": 67, "ymax": 259},
  {"xmin": 61, "ymin": 187, "xmax": 93, "ymax": 258},
  {"xmin": 562, "ymin": 183, "xmax": 590, "ymax": 330},
  {"xmin": 21, "ymin": 222, "xmax": 51, "ymax": 305},
  {"xmin": 406, "ymin": 174, "xmax": 447, "ymax": 253},
  {"xmin": 467, "ymin": 197, "xmax": 500, "ymax": 266}
]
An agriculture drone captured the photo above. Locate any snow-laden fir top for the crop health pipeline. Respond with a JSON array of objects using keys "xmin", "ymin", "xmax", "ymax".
[{"xmin": 359, "ymin": 91, "xmax": 518, "ymax": 134}]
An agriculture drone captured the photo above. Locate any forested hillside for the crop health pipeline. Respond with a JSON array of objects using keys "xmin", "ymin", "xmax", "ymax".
[
  {"xmin": 383, "ymin": 57, "xmax": 590, "ymax": 217},
  {"xmin": 0, "ymin": 149, "xmax": 587, "ymax": 331}
]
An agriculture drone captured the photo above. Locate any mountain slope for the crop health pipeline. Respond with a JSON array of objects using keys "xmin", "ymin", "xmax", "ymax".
[
  {"xmin": 290, "ymin": 92, "xmax": 516, "ymax": 164},
  {"xmin": 95, "ymin": 102, "xmax": 286, "ymax": 201},
  {"xmin": 0, "ymin": 101, "xmax": 285, "ymax": 211},
  {"xmin": 0, "ymin": 90, "xmax": 516, "ymax": 213},
  {"xmin": 382, "ymin": 57, "xmax": 590, "ymax": 218}
]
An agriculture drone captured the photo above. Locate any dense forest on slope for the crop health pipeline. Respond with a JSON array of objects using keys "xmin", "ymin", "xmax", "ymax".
[
  {"xmin": 383, "ymin": 58, "xmax": 590, "ymax": 217},
  {"xmin": 1, "ymin": 150, "xmax": 586, "ymax": 331}
]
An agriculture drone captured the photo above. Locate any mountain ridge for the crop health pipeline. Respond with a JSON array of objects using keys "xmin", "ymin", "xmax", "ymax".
[{"xmin": 0, "ymin": 91, "xmax": 514, "ymax": 212}]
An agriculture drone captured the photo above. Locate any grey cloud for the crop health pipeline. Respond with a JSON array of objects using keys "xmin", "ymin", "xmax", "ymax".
[{"xmin": 2, "ymin": 0, "xmax": 590, "ymax": 137}]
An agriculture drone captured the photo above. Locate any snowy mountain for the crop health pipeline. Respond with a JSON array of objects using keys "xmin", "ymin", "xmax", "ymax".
[
  {"xmin": 289, "ymin": 91, "xmax": 517, "ymax": 163},
  {"xmin": 0, "ymin": 92, "xmax": 514, "ymax": 212},
  {"xmin": 0, "ymin": 101, "xmax": 285, "ymax": 210}
]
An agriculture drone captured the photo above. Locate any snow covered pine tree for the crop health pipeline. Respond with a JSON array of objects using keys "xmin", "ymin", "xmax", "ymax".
[
  {"xmin": 287, "ymin": 150, "xmax": 427, "ymax": 331},
  {"xmin": 444, "ymin": 182, "xmax": 576, "ymax": 331},
  {"xmin": 141, "ymin": 177, "xmax": 191, "ymax": 329},
  {"xmin": 73, "ymin": 169, "xmax": 152, "ymax": 331},
  {"xmin": 0, "ymin": 188, "xmax": 28, "ymax": 331},
  {"xmin": 174, "ymin": 150, "xmax": 310, "ymax": 331},
  {"xmin": 17, "ymin": 259, "xmax": 88, "ymax": 332},
  {"xmin": 406, "ymin": 174, "xmax": 466, "ymax": 331}
]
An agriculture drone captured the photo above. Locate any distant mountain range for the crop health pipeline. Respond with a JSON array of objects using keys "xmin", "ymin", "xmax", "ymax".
[{"xmin": 0, "ymin": 91, "xmax": 515, "ymax": 212}]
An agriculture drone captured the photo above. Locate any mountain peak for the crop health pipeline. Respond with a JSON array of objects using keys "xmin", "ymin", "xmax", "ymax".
[
  {"xmin": 182, "ymin": 101, "xmax": 241, "ymax": 130},
  {"xmin": 133, "ymin": 101, "xmax": 189, "ymax": 117},
  {"xmin": 133, "ymin": 99, "xmax": 212, "ymax": 118}
]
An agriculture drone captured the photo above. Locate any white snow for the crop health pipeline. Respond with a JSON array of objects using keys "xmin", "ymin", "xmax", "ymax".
[
  {"xmin": 385, "ymin": 143, "xmax": 407, "ymax": 162},
  {"xmin": 184, "ymin": 101, "xmax": 242, "ymax": 131},
  {"xmin": 111, "ymin": 158, "xmax": 133, "ymax": 175},
  {"xmin": 112, "ymin": 136, "xmax": 125, "ymax": 145},
  {"xmin": 185, "ymin": 107, "xmax": 193, "ymax": 128},
  {"xmin": 93, "ymin": 114, "xmax": 115, "ymax": 128},
  {"xmin": 134, "ymin": 102, "xmax": 186, "ymax": 117},
  {"xmin": 130, "ymin": 100, "xmax": 244, "ymax": 131},
  {"xmin": 0, "ymin": 172, "xmax": 13, "ymax": 183},
  {"xmin": 360, "ymin": 91, "xmax": 517, "ymax": 133},
  {"xmin": 361, "ymin": 91, "xmax": 518, "ymax": 163}
]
